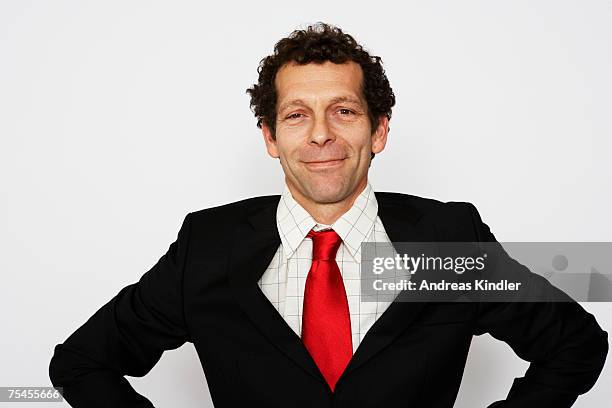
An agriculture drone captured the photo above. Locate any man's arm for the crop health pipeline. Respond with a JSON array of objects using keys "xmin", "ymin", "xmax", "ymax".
[
  {"xmin": 463, "ymin": 203, "xmax": 609, "ymax": 408},
  {"xmin": 49, "ymin": 213, "xmax": 193, "ymax": 408}
]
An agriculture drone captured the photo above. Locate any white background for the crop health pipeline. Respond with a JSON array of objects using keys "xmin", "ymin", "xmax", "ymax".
[{"xmin": 1, "ymin": 1, "xmax": 610, "ymax": 407}]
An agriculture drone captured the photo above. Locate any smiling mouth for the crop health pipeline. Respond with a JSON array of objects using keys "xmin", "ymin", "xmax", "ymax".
[{"xmin": 303, "ymin": 158, "xmax": 346, "ymax": 170}]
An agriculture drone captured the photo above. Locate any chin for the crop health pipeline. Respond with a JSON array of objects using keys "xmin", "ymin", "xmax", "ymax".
[{"xmin": 305, "ymin": 182, "xmax": 352, "ymax": 204}]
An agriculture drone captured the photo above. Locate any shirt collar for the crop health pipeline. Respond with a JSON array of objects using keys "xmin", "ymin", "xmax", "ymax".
[{"xmin": 276, "ymin": 182, "xmax": 379, "ymax": 261}]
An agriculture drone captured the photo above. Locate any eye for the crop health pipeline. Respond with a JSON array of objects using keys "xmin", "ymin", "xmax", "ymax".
[
  {"xmin": 338, "ymin": 108, "xmax": 354, "ymax": 115},
  {"xmin": 286, "ymin": 113, "xmax": 303, "ymax": 120}
]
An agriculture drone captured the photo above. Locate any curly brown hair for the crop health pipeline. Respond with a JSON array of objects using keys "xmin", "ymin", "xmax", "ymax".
[{"xmin": 246, "ymin": 22, "xmax": 395, "ymax": 142}]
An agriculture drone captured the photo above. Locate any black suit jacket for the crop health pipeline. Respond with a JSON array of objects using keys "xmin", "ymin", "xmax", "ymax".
[{"xmin": 49, "ymin": 192, "xmax": 608, "ymax": 407}]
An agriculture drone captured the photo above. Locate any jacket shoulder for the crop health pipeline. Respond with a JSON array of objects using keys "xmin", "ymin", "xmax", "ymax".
[
  {"xmin": 375, "ymin": 191, "xmax": 484, "ymax": 240},
  {"xmin": 187, "ymin": 195, "xmax": 280, "ymax": 228},
  {"xmin": 375, "ymin": 191, "xmax": 475, "ymax": 215}
]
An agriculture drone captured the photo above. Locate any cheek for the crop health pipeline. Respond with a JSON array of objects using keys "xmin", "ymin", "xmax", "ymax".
[
  {"xmin": 274, "ymin": 138, "xmax": 302, "ymax": 163},
  {"xmin": 340, "ymin": 130, "xmax": 373, "ymax": 156}
]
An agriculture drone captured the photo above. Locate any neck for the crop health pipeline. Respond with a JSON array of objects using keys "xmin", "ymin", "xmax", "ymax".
[{"xmin": 286, "ymin": 177, "xmax": 368, "ymax": 225}]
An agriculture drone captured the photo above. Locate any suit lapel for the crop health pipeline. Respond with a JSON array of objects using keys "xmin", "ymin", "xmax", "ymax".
[
  {"xmin": 227, "ymin": 192, "xmax": 438, "ymax": 385},
  {"xmin": 341, "ymin": 193, "xmax": 437, "ymax": 377},
  {"xmin": 227, "ymin": 198, "xmax": 325, "ymax": 384}
]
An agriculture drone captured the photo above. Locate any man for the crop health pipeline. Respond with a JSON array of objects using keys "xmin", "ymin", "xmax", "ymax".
[{"xmin": 49, "ymin": 23, "xmax": 608, "ymax": 407}]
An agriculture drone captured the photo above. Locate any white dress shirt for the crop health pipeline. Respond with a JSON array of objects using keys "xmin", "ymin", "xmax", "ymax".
[{"xmin": 258, "ymin": 182, "xmax": 394, "ymax": 353}]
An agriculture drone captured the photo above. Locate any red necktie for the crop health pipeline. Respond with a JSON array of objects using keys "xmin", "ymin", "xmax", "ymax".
[{"xmin": 301, "ymin": 228, "xmax": 353, "ymax": 392}]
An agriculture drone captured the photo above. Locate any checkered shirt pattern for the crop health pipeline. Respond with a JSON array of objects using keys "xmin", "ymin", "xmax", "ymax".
[{"xmin": 258, "ymin": 182, "xmax": 394, "ymax": 353}]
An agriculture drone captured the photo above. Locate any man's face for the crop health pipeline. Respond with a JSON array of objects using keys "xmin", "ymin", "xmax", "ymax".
[{"xmin": 262, "ymin": 60, "xmax": 388, "ymax": 205}]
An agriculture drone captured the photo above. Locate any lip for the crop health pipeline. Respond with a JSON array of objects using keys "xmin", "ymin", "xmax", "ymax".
[{"xmin": 303, "ymin": 158, "xmax": 346, "ymax": 170}]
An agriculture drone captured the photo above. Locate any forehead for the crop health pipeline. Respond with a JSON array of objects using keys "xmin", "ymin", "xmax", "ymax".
[{"xmin": 274, "ymin": 61, "xmax": 365, "ymax": 109}]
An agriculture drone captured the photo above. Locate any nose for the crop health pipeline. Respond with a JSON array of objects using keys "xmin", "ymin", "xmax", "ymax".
[{"xmin": 308, "ymin": 115, "xmax": 336, "ymax": 146}]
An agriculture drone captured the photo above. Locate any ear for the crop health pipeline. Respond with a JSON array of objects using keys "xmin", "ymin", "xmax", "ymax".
[
  {"xmin": 261, "ymin": 122, "xmax": 280, "ymax": 158},
  {"xmin": 371, "ymin": 115, "xmax": 389, "ymax": 154}
]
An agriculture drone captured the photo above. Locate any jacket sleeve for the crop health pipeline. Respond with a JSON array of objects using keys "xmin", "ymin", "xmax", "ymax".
[
  {"xmin": 463, "ymin": 203, "xmax": 609, "ymax": 408},
  {"xmin": 49, "ymin": 213, "xmax": 193, "ymax": 408}
]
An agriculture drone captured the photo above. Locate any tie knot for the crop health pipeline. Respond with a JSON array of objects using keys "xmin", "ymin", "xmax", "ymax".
[{"xmin": 307, "ymin": 229, "xmax": 342, "ymax": 261}]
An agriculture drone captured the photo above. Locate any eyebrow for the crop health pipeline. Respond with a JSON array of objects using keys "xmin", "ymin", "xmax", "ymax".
[{"xmin": 277, "ymin": 95, "xmax": 364, "ymax": 115}]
